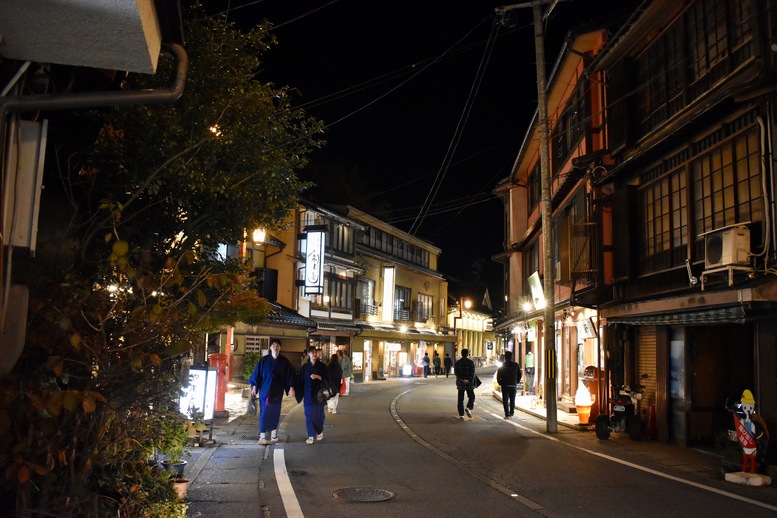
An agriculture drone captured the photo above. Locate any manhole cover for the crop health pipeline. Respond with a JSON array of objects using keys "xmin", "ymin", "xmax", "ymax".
[{"xmin": 333, "ymin": 487, "xmax": 395, "ymax": 502}]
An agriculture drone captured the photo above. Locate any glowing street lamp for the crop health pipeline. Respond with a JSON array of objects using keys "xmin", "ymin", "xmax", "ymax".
[{"xmin": 252, "ymin": 228, "xmax": 266, "ymax": 244}]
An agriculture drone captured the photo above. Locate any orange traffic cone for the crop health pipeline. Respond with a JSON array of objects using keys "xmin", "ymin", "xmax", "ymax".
[{"xmin": 647, "ymin": 405, "xmax": 656, "ymax": 440}]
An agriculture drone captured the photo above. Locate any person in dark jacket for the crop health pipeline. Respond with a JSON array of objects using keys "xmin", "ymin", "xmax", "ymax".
[
  {"xmin": 248, "ymin": 338, "xmax": 296, "ymax": 445},
  {"xmin": 454, "ymin": 349, "xmax": 476, "ymax": 420},
  {"xmin": 432, "ymin": 352, "xmax": 441, "ymax": 378},
  {"xmin": 496, "ymin": 350, "xmax": 521, "ymax": 419},
  {"xmin": 422, "ymin": 353, "xmax": 431, "ymax": 378},
  {"xmin": 296, "ymin": 348, "xmax": 330, "ymax": 444},
  {"xmin": 444, "ymin": 353, "xmax": 453, "ymax": 378},
  {"xmin": 326, "ymin": 353, "xmax": 343, "ymax": 414}
]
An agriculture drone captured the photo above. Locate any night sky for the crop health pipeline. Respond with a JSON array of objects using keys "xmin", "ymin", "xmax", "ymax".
[{"xmin": 205, "ymin": 0, "xmax": 636, "ymax": 312}]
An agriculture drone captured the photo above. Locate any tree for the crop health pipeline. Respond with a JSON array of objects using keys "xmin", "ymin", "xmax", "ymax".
[{"xmin": 0, "ymin": 6, "xmax": 323, "ymax": 516}]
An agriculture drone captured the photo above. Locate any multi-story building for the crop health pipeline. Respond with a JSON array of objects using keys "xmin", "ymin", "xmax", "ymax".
[
  {"xmin": 215, "ymin": 220, "xmax": 318, "ymax": 381},
  {"xmin": 447, "ymin": 296, "xmax": 496, "ymax": 367},
  {"xmin": 497, "ymin": 0, "xmax": 776, "ymax": 460},
  {"xmin": 345, "ymin": 206, "xmax": 452, "ymax": 380},
  {"xmin": 592, "ymin": 0, "xmax": 776, "ymax": 453},
  {"xmin": 220, "ymin": 201, "xmax": 453, "ymax": 382},
  {"xmin": 494, "ymin": 25, "xmax": 613, "ymax": 418}
]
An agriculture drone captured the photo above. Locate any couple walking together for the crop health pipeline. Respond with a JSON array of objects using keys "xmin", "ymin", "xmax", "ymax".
[{"xmin": 248, "ymin": 340, "xmax": 347, "ymax": 445}]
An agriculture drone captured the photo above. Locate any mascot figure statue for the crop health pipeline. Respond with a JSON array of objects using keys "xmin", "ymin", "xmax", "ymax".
[{"xmin": 725, "ymin": 389, "xmax": 771, "ymax": 486}]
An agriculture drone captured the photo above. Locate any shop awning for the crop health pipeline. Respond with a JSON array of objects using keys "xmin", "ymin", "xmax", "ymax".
[{"xmin": 605, "ymin": 305, "xmax": 748, "ymax": 325}]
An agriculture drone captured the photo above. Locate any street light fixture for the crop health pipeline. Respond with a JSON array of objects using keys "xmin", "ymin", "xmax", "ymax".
[{"xmin": 252, "ymin": 228, "xmax": 266, "ymax": 244}]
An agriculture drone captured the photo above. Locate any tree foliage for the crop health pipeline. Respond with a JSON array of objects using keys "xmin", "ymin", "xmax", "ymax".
[{"xmin": 0, "ymin": 5, "xmax": 322, "ymax": 516}]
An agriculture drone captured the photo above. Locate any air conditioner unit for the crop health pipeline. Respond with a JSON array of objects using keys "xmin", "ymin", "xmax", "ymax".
[{"xmin": 703, "ymin": 226, "xmax": 750, "ymax": 269}]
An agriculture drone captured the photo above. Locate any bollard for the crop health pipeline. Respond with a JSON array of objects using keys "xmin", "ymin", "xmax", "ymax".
[
  {"xmin": 647, "ymin": 405, "xmax": 657, "ymax": 440},
  {"xmin": 209, "ymin": 353, "xmax": 229, "ymax": 418}
]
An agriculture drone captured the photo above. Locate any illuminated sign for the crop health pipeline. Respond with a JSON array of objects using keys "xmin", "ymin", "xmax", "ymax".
[
  {"xmin": 382, "ymin": 266, "xmax": 395, "ymax": 321},
  {"xmin": 528, "ymin": 271, "xmax": 545, "ymax": 309},
  {"xmin": 305, "ymin": 229, "xmax": 326, "ymax": 295},
  {"xmin": 179, "ymin": 366, "xmax": 217, "ymax": 421}
]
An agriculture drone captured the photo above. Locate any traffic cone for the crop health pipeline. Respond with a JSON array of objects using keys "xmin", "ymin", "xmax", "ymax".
[{"xmin": 647, "ymin": 405, "xmax": 656, "ymax": 440}]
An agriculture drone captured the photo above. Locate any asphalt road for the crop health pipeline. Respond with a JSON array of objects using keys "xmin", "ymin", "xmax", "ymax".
[{"xmin": 245, "ymin": 367, "xmax": 777, "ymax": 517}]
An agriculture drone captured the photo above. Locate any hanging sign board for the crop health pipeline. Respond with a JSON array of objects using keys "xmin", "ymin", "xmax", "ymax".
[
  {"xmin": 528, "ymin": 271, "xmax": 545, "ymax": 309},
  {"xmin": 304, "ymin": 228, "xmax": 326, "ymax": 295}
]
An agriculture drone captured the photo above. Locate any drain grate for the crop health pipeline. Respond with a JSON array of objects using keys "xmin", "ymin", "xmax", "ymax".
[
  {"xmin": 241, "ymin": 435, "xmax": 261, "ymax": 441},
  {"xmin": 333, "ymin": 487, "xmax": 395, "ymax": 502}
]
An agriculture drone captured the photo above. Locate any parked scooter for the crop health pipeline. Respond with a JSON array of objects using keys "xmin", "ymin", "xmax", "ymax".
[{"xmin": 595, "ymin": 374, "xmax": 648, "ymax": 441}]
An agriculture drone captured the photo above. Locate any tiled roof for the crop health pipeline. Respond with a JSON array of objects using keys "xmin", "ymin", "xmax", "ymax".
[
  {"xmin": 313, "ymin": 319, "xmax": 364, "ymax": 332},
  {"xmin": 266, "ymin": 303, "xmax": 318, "ymax": 329},
  {"xmin": 354, "ymin": 320, "xmax": 454, "ymax": 341}
]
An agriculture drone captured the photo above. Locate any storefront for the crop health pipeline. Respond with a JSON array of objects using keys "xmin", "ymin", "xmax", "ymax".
[{"xmin": 351, "ymin": 322, "xmax": 454, "ymax": 380}]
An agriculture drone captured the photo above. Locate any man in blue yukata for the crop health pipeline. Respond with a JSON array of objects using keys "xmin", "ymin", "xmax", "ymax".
[{"xmin": 248, "ymin": 338, "xmax": 297, "ymax": 445}]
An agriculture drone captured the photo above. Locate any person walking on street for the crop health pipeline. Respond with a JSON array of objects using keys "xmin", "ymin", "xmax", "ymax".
[
  {"xmin": 432, "ymin": 353, "xmax": 441, "ymax": 378},
  {"xmin": 444, "ymin": 353, "xmax": 452, "ymax": 378},
  {"xmin": 326, "ymin": 353, "xmax": 343, "ymax": 414},
  {"xmin": 455, "ymin": 349, "xmax": 476, "ymax": 420},
  {"xmin": 296, "ymin": 347, "xmax": 330, "ymax": 444},
  {"xmin": 247, "ymin": 339, "xmax": 296, "ymax": 445},
  {"xmin": 496, "ymin": 350, "xmax": 521, "ymax": 419},
  {"xmin": 422, "ymin": 353, "xmax": 431, "ymax": 378},
  {"xmin": 338, "ymin": 350, "xmax": 352, "ymax": 396}
]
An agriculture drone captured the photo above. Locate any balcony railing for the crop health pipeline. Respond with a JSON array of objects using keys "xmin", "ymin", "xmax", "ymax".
[
  {"xmin": 394, "ymin": 309, "xmax": 410, "ymax": 322},
  {"xmin": 357, "ymin": 304, "xmax": 435, "ymax": 324},
  {"xmin": 360, "ymin": 304, "xmax": 378, "ymax": 318}
]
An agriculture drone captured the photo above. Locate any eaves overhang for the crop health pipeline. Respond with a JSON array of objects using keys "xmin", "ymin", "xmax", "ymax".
[
  {"xmin": 356, "ymin": 320, "xmax": 455, "ymax": 343},
  {"xmin": 357, "ymin": 247, "xmax": 445, "ymax": 280},
  {"xmin": 299, "ymin": 200, "xmax": 368, "ymax": 232},
  {"xmin": 601, "ymin": 280, "xmax": 777, "ymax": 325},
  {"xmin": 0, "ymin": 0, "xmax": 170, "ymax": 74},
  {"xmin": 324, "ymin": 254, "xmax": 366, "ymax": 276},
  {"xmin": 266, "ymin": 302, "xmax": 317, "ymax": 331}
]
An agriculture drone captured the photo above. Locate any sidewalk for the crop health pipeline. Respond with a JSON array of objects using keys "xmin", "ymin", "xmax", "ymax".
[
  {"xmin": 183, "ymin": 386, "xmax": 278, "ymax": 517},
  {"xmin": 496, "ymin": 390, "xmax": 727, "ymax": 479},
  {"xmin": 505, "ymin": 392, "xmax": 592, "ymax": 430}
]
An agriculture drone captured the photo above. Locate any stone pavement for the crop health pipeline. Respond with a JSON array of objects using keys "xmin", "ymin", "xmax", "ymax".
[{"xmin": 183, "ymin": 385, "xmax": 269, "ymax": 517}]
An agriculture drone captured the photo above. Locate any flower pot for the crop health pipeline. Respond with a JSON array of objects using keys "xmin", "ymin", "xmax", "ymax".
[
  {"xmin": 171, "ymin": 478, "xmax": 189, "ymax": 501},
  {"xmin": 161, "ymin": 460, "xmax": 187, "ymax": 478},
  {"xmin": 576, "ymin": 405, "xmax": 592, "ymax": 424}
]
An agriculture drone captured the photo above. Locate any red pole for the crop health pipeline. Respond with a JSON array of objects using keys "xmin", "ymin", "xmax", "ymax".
[{"xmin": 209, "ymin": 353, "xmax": 229, "ymax": 414}]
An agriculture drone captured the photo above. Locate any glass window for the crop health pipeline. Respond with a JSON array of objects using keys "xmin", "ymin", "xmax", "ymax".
[
  {"xmin": 394, "ymin": 285, "xmax": 411, "ymax": 321},
  {"xmin": 311, "ymin": 273, "xmax": 354, "ymax": 311},
  {"xmin": 417, "ymin": 293, "xmax": 433, "ymax": 323},
  {"xmin": 638, "ymin": 122, "xmax": 762, "ymax": 275}
]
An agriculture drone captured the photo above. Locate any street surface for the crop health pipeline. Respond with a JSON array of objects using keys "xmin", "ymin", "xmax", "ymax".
[{"xmin": 189, "ymin": 366, "xmax": 777, "ymax": 517}]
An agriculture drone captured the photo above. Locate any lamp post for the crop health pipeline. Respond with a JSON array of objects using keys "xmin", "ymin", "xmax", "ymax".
[{"xmin": 496, "ymin": 0, "xmax": 559, "ymax": 433}]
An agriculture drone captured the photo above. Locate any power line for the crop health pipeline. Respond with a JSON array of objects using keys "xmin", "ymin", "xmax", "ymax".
[{"xmin": 408, "ymin": 16, "xmax": 501, "ymax": 236}]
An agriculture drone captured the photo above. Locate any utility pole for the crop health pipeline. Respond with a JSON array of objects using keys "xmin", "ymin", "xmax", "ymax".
[{"xmin": 496, "ymin": 0, "xmax": 564, "ymax": 432}]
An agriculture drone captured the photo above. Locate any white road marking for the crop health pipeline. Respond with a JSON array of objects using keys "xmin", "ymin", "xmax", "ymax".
[
  {"xmin": 274, "ymin": 448, "xmax": 304, "ymax": 517},
  {"xmin": 486, "ymin": 411, "xmax": 777, "ymax": 513}
]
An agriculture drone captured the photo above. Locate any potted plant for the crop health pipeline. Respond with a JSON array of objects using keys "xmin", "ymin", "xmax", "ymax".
[{"xmin": 157, "ymin": 414, "xmax": 193, "ymax": 479}]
